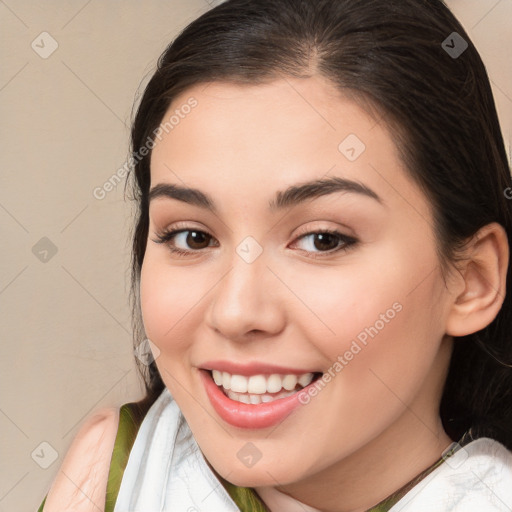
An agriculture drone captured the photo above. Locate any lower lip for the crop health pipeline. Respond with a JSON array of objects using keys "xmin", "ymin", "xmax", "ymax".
[{"xmin": 200, "ymin": 370, "xmax": 310, "ymax": 429}]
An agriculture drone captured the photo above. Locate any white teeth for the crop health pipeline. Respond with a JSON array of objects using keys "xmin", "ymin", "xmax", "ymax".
[
  {"xmin": 237, "ymin": 394, "xmax": 250, "ymax": 404},
  {"xmin": 282, "ymin": 374, "xmax": 298, "ymax": 391},
  {"xmin": 226, "ymin": 388, "xmax": 297, "ymax": 404},
  {"xmin": 212, "ymin": 370, "xmax": 223, "ymax": 386},
  {"xmin": 248, "ymin": 375, "xmax": 267, "ymax": 394},
  {"xmin": 249, "ymin": 394, "xmax": 261, "ymax": 404},
  {"xmin": 298, "ymin": 373, "xmax": 314, "ymax": 387},
  {"xmin": 222, "ymin": 372, "xmax": 231, "ymax": 390},
  {"xmin": 267, "ymin": 374, "xmax": 282, "ymax": 393},
  {"xmin": 226, "ymin": 390, "xmax": 239, "ymax": 401},
  {"xmin": 210, "ymin": 370, "xmax": 316, "ymax": 403},
  {"xmin": 230, "ymin": 374, "xmax": 248, "ymax": 393}
]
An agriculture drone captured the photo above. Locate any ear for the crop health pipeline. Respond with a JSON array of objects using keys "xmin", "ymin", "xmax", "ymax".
[{"xmin": 445, "ymin": 222, "xmax": 509, "ymax": 337}]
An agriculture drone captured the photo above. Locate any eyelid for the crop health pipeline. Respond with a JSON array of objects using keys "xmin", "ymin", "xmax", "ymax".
[
  {"xmin": 152, "ymin": 227, "xmax": 358, "ymax": 262},
  {"xmin": 292, "ymin": 221, "xmax": 354, "ymax": 239},
  {"xmin": 155, "ymin": 220, "xmax": 353, "ymax": 243}
]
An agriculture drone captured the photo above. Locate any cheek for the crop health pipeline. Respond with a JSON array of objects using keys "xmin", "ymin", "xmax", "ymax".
[
  {"xmin": 287, "ymin": 241, "xmax": 444, "ymax": 386},
  {"xmin": 139, "ymin": 255, "xmax": 201, "ymax": 353},
  {"xmin": 140, "ymin": 257, "xmax": 207, "ymax": 402},
  {"xmin": 283, "ymin": 248, "xmax": 404, "ymax": 353},
  {"xmin": 285, "ymin": 261, "xmax": 446, "ymax": 456}
]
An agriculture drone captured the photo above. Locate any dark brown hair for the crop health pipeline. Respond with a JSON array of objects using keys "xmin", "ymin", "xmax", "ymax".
[{"xmin": 125, "ymin": 0, "xmax": 512, "ymax": 448}]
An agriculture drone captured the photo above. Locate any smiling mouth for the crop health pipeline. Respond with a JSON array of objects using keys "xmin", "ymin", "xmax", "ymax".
[{"xmin": 209, "ymin": 369, "xmax": 323, "ymax": 404}]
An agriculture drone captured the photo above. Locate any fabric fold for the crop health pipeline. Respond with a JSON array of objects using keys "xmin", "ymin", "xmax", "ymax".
[
  {"xmin": 113, "ymin": 386, "xmax": 512, "ymax": 512},
  {"xmin": 113, "ymin": 387, "xmax": 240, "ymax": 512}
]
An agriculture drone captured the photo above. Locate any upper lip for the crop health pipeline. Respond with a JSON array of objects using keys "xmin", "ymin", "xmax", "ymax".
[{"xmin": 199, "ymin": 360, "xmax": 319, "ymax": 376}]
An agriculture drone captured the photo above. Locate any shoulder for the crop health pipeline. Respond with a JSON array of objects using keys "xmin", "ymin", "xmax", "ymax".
[
  {"xmin": 69, "ymin": 407, "xmax": 120, "ymax": 449},
  {"xmin": 393, "ymin": 438, "xmax": 512, "ymax": 512},
  {"xmin": 42, "ymin": 407, "xmax": 120, "ymax": 512}
]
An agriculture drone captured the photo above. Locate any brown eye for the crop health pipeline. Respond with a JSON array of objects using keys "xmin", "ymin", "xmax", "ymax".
[
  {"xmin": 183, "ymin": 230, "xmax": 212, "ymax": 250},
  {"xmin": 311, "ymin": 232, "xmax": 340, "ymax": 251},
  {"xmin": 152, "ymin": 228, "xmax": 216, "ymax": 256},
  {"xmin": 153, "ymin": 227, "xmax": 357, "ymax": 259},
  {"xmin": 292, "ymin": 230, "xmax": 358, "ymax": 258}
]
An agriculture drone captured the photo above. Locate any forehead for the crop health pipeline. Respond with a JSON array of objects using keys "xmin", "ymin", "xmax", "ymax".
[
  {"xmin": 148, "ymin": 77, "xmax": 429, "ymax": 220},
  {"xmin": 151, "ymin": 77, "xmax": 379, "ymax": 171}
]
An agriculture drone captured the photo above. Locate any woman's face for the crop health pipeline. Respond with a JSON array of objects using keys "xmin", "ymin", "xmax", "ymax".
[{"xmin": 140, "ymin": 76, "xmax": 455, "ymax": 488}]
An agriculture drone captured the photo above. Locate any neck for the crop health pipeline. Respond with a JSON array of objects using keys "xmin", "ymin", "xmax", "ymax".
[{"xmin": 261, "ymin": 408, "xmax": 453, "ymax": 512}]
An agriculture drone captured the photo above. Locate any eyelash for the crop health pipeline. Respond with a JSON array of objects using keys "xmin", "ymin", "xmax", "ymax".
[{"xmin": 151, "ymin": 225, "xmax": 358, "ymax": 259}]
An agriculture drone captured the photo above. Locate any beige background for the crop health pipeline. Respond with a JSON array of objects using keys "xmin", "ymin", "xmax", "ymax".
[{"xmin": 0, "ymin": 1, "xmax": 511, "ymax": 510}]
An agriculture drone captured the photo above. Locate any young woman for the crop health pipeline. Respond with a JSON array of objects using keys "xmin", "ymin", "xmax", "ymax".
[{"xmin": 38, "ymin": 0, "xmax": 512, "ymax": 510}]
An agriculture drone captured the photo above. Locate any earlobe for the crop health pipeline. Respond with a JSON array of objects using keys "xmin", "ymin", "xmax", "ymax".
[{"xmin": 445, "ymin": 222, "xmax": 509, "ymax": 337}]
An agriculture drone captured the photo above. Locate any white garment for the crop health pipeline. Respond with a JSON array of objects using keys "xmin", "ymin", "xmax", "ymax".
[
  {"xmin": 114, "ymin": 387, "xmax": 239, "ymax": 512},
  {"xmin": 388, "ymin": 436, "xmax": 512, "ymax": 511},
  {"xmin": 114, "ymin": 387, "xmax": 512, "ymax": 512},
  {"xmin": 253, "ymin": 486, "xmax": 323, "ymax": 512}
]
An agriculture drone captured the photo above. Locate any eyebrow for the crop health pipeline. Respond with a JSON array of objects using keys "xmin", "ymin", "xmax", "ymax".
[{"xmin": 148, "ymin": 176, "xmax": 383, "ymax": 213}]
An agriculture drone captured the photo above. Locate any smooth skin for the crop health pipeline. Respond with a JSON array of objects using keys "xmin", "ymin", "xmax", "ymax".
[
  {"xmin": 141, "ymin": 76, "xmax": 508, "ymax": 512},
  {"xmin": 140, "ymin": 76, "xmax": 509, "ymax": 512},
  {"xmin": 43, "ymin": 408, "xmax": 119, "ymax": 511},
  {"xmin": 43, "ymin": 75, "xmax": 508, "ymax": 512}
]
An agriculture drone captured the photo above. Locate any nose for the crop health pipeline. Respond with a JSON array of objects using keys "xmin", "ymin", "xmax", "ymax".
[{"xmin": 204, "ymin": 246, "xmax": 285, "ymax": 342}]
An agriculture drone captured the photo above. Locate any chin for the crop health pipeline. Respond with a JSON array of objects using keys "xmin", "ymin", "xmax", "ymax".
[
  {"xmin": 225, "ymin": 471, "xmax": 285, "ymax": 488},
  {"xmin": 212, "ymin": 459, "xmax": 303, "ymax": 488}
]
